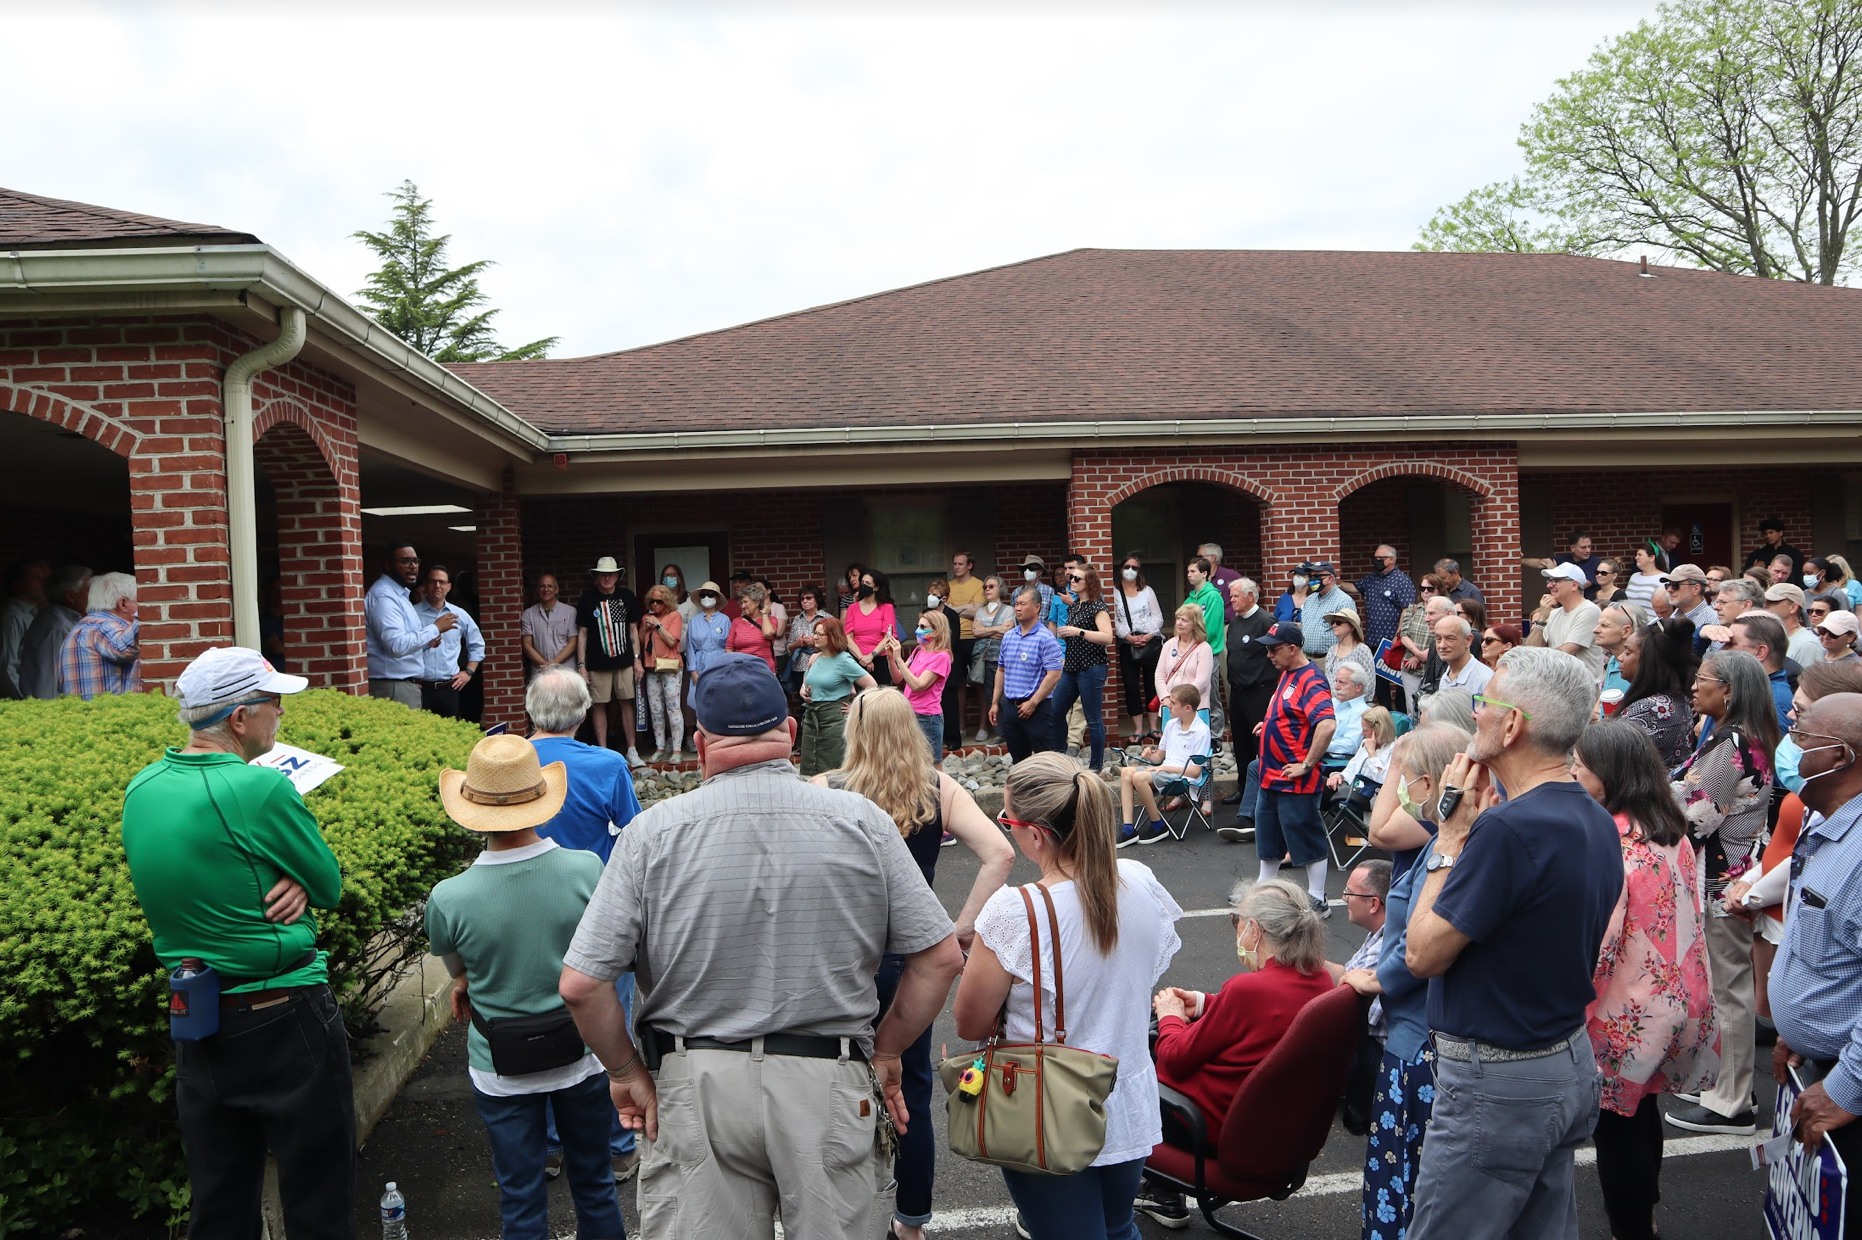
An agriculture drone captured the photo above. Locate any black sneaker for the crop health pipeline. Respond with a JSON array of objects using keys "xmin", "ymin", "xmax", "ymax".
[
  {"xmin": 1216, "ymin": 817, "xmax": 1254, "ymax": 843},
  {"xmin": 544, "ymin": 1150, "xmax": 564, "ymax": 1180},
  {"xmin": 1309, "ymin": 893, "xmax": 1333, "ymax": 920},
  {"xmin": 1134, "ymin": 1188, "xmax": 1192, "ymax": 1229},
  {"xmin": 1136, "ymin": 820, "xmax": 1173, "ymax": 845},
  {"xmin": 1116, "ymin": 823, "xmax": 1141, "ymax": 849},
  {"xmin": 1665, "ymin": 1102, "xmax": 1756, "ymax": 1135},
  {"xmin": 1220, "ymin": 790, "xmax": 1243, "ymax": 805}
]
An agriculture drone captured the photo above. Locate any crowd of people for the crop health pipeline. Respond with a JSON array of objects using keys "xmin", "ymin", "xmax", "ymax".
[
  {"xmin": 2, "ymin": 559, "xmax": 141, "ymax": 699},
  {"xmin": 91, "ymin": 517, "xmax": 1862, "ymax": 1240}
]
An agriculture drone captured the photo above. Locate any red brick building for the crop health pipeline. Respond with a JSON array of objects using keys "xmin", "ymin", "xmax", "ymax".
[{"xmin": 6, "ymin": 190, "xmax": 1861, "ymax": 732}]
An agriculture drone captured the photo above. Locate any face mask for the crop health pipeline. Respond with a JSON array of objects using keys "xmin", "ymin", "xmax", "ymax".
[
  {"xmin": 1236, "ymin": 932, "xmax": 1260, "ymax": 971},
  {"xmin": 1122, "ymin": 568, "xmax": 1138, "ymax": 582},
  {"xmin": 1794, "ymin": 739, "xmax": 1855, "ymax": 790},
  {"xmin": 914, "ymin": 628, "xmax": 932, "ymax": 641},
  {"xmin": 1024, "ymin": 569, "xmax": 1039, "ymax": 582},
  {"xmin": 1806, "ymin": 574, "xmax": 1820, "ymax": 588},
  {"xmin": 1292, "ymin": 575, "xmax": 1308, "ymax": 589},
  {"xmin": 858, "ymin": 584, "xmax": 875, "ymax": 599},
  {"xmin": 925, "ymin": 594, "xmax": 941, "ymax": 608},
  {"xmin": 662, "ymin": 576, "xmax": 679, "ymax": 589},
  {"xmin": 1396, "ymin": 775, "xmax": 1428, "ymax": 820},
  {"xmin": 699, "ymin": 597, "xmax": 718, "ymax": 611}
]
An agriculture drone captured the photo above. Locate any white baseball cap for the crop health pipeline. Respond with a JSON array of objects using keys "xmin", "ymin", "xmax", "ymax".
[
  {"xmin": 1541, "ymin": 563, "xmax": 1589, "ymax": 584},
  {"xmin": 176, "ymin": 647, "xmax": 309, "ymax": 713}
]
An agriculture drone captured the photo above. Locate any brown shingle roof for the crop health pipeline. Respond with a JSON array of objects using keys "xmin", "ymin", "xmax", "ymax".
[
  {"xmin": 452, "ymin": 248, "xmax": 1862, "ymax": 436},
  {"xmin": 0, "ymin": 186, "xmax": 257, "ymax": 250}
]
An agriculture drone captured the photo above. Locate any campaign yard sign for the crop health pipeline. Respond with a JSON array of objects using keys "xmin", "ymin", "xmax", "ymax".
[{"xmin": 1763, "ymin": 1069, "xmax": 1847, "ymax": 1240}]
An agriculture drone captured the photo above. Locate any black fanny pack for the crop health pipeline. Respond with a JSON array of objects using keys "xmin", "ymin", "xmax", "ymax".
[{"xmin": 470, "ymin": 1005, "xmax": 587, "ymax": 1077}]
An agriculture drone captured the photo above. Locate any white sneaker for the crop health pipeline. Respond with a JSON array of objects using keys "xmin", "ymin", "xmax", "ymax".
[
  {"xmin": 974, "ymin": 727, "xmax": 989, "ymax": 742},
  {"xmin": 626, "ymin": 749, "xmax": 646, "ymax": 769}
]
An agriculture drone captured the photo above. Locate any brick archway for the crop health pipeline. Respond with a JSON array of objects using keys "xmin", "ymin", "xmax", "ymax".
[
  {"xmin": 1104, "ymin": 466, "xmax": 1283, "ymax": 513},
  {"xmin": 0, "ymin": 383, "xmax": 143, "ymax": 457},
  {"xmin": 255, "ymin": 413, "xmax": 365, "ymax": 690},
  {"xmin": 1332, "ymin": 460, "xmax": 1493, "ymax": 504}
]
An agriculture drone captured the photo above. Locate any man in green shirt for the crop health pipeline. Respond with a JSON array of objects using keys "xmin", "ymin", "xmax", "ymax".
[
  {"xmin": 121, "ymin": 647, "xmax": 354, "ymax": 1240},
  {"xmin": 1186, "ymin": 555, "xmax": 1228, "ymax": 738}
]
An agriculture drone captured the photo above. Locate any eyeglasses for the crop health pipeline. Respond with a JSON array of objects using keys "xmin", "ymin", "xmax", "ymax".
[
  {"xmin": 1480, "ymin": 635, "xmax": 1502, "ymax": 645},
  {"xmin": 996, "ymin": 810, "xmax": 1053, "ymax": 836},
  {"xmin": 1694, "ymin": 675, "xmax": 1727, "ymax": 687},
  {"xmin": 1342, "ymin": 890, "xmax": 1380, "ymax": 902},
  {"xmin": 1068, "ymin": 575, "xmax": 1084, "ymax": 584},
  {"xmin": 1473, "ymin": 694, "xmax": 1532, "ymax": 720},
  {"xmin": 1419, "ymin": 584, "xmax": 1436, "ymax": 593},
  {"xmin": 394, "ymin": 555, "xmax": 420, "ymax": 565}
]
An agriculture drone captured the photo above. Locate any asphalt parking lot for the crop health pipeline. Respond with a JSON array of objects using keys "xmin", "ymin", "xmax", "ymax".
[{"xmin": 356, "ymin": 812, "xmax": 1771, "ymax": 1239}]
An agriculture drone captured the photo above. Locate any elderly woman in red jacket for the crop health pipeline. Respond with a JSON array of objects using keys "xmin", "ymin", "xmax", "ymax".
[{"xmin": 1135, "ymin": 878, "xmax": 1334, "ymax": 1227}]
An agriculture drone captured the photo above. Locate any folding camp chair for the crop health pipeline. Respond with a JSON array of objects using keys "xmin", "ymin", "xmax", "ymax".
[
  {"xmin": 1321, "ymin": 767, "xmax": 1378, "ymax": 870},
  {"xmin": 1123, "ymin": 748, "xmax": 1216, "ymax": 841}
]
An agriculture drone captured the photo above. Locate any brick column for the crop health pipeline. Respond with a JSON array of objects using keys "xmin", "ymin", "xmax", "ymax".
[
  {"xmin": 479, "ymin": 468, "xmax": 528, "ymax": 731},
  {"xmin": 126, "ymin": 405, "xmax": 234, "ymax": 686},
  {"xmin": 255, "ymin": 421, "xmax": 365, "ymax": 689},
  {"xmin": 1471, "ymin": 448, "xmax": 1522, "ymax": 625}
]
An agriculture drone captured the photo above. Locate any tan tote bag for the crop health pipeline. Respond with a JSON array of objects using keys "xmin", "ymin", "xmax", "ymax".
[{"xmin": 937, "ymin": 883, "xmax": 1118, "ymax": 1176}]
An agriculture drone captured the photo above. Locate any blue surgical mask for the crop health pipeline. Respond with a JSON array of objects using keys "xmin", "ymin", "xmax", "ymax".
[
  {"xmin": 662, "ymin": 576, "xmax": 679, "ymax": 589},
  {"xmin": 1774, "ymin": 734, "xmax": 1806, "ymax": 794},
  {"xmin": 1806, "ymin": 574, "xmax": 1820, "ymax": 588},
  {"xmin": 1794, "ymin": 738, "xmax": 1855, "ymax": 790}
]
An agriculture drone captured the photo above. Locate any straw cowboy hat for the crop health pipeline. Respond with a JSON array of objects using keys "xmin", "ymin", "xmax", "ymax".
[
  {"xmin": 1323, "ymin": 609, "xmax": 1365, "ymax": 642},
  {"xmin": 439, "ymin": 734, "xmax": 568, "ymax": 832}
]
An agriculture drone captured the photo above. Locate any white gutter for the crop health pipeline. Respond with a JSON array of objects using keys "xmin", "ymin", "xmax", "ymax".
[
  {"xmin": 543, "ymin": 407, "xmax": 1862, "ymax": 455},
  {"xmin": 2, "ymin": 245, "xmax": 549, "ymax": 452},
  {"xmin": 224, "ymin": 306, "xmax": 306, "ymax": 650}
]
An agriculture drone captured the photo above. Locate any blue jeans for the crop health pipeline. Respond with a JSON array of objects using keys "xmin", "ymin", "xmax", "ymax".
[
  {"xmin": 1002, "ymin": 1156, "xmax": 1146, "ymax": 1240},
  {"xmin": 548, "ymin": 974, "xmax": 635, "ymax": 1156},
  {"xmin": 876, "ymin": 954, "xmax": 936, "ymax": 1226},
  {"xmin": 916, "ymin": 712, "xmax": 945, "ymax": 764},
  {"xmin": 1239, "ymin": 759, "xmax": 1263, "ymax": 819},
  {"xmin": 1051, "ymin": 664, "xmax": 1108, "ymax": 769},
  {"xmin": 471, "ymin": 1071, "xmax": 626, "ymax": 1240}
]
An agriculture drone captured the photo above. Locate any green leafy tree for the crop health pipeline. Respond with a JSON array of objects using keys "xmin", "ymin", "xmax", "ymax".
[
  {"xmin": 353, "ymin": 180, "xmax": 560, "ymax": 361},
  {"xmin": 1418, "ymin": 0, "xmax": 1862, "ymax": 284}
]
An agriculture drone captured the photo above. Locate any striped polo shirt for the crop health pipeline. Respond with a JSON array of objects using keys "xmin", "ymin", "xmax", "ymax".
[
  {"xmin": 1258, "ymin": 661, "xmax": 1335, "ymax": 795},
  {"xmin": 998, "ymin": 621, "xmax": 1064, "ymax": 699}
]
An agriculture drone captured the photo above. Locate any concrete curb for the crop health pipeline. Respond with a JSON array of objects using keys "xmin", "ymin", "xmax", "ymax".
[{"xmin": 262, "ymin": 957, "xmax": 454, "ymax": 1238}]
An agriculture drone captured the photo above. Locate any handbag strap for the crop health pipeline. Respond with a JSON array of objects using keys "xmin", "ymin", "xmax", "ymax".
[
  {"xmin": 1163, "ymin": 643, "xmax": 1194, "ymax": 683},
  {"xmin": 1037, "ymin": 883, "xmax": 1068, "ymax": 1044},
  {"xmin": 1017, "ymin": 885, "xmax": 1045, "ymax": 1045}
]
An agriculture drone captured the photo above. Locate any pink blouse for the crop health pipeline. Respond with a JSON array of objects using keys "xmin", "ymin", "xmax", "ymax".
[
  {"xmin": 903, "ymin": 649, "xmax": 952, "ymax": 716},
  {"xmin": 726, "ymin": 616, "xmax": 777, "ymax": 673},
  {"xmin": 1154, "ymin": 638, "xmax": 1213, "ymax": 708},
  {"xmin": 843, "ymin": 601, "xmax": 897, "ymax": 656},
  {"xmin": 1585, "ymin": 812, "xmax": 1720, "ymax": 1116}
]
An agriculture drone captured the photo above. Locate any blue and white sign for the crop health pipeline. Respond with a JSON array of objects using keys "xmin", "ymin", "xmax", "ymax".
[
  {"xmin": 1763, "ymin": 1069, "xmax": 1847, "ymax": 1240},
  {"xmin": 250, "ymin": 742, "xmax": 346, "ymax": 796}
]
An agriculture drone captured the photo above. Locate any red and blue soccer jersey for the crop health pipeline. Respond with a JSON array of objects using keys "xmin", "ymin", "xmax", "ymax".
[{"xmin": 1258, "ymin": 662, "xmax": 1334, "ymax": 795}]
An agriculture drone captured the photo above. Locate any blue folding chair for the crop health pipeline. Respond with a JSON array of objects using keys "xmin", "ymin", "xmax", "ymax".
[{"xmin": 1122, "ymin": 748, "xmax": 1215, "ymax": 841}]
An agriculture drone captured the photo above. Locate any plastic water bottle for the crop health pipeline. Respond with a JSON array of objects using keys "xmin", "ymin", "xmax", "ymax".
[
  {"xmin": 169, "ymin": 957, "xmax": 220, "ymax": 1041},
  {"xmin": 379, "ymin": 1182, "xmax": 407, "ymax": 1240}
]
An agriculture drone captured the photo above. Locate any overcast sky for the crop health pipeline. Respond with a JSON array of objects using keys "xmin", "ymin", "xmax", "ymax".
[{"xmin": 8, "ymin": 1, "xmax": 1662, "ymax": 360}]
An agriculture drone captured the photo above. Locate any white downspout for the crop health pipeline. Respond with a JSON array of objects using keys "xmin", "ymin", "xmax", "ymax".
[{"xmin": 223, "ymin": 306, "xmax": 306, "ymax": 651}]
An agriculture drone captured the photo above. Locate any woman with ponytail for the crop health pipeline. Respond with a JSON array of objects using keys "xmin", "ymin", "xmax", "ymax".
[{"xmin": 953, "ymin": 753, "xmax": 1184, "ymax": 1240}]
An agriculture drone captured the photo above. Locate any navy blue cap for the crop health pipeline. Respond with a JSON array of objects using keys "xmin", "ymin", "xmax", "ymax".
[
  {"xmin": 1257, "ymin": 622, "xmax": 1305, "ymax": 648},
  {"xmin": 693, "ymin": 653, "xmax": 790, "ymax": 736}
]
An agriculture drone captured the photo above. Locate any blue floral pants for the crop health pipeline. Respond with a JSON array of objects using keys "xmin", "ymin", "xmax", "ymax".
[{"xmin": 1362, "ymin": 1043, "xmax": 1435, "ymax": 1240}]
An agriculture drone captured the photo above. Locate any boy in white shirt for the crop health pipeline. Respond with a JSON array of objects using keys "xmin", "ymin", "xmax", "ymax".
[{"xmin": 1117, "ymin": 684, "xmax": 1212, "ymax": 847}]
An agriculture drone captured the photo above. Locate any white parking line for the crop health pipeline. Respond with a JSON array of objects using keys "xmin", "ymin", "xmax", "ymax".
[{"xmin": 496, "ymin": 1134, "xmax": 1756, "ymax": 1238}]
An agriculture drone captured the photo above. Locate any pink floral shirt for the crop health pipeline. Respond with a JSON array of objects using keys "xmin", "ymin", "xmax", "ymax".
[{"xmin": 1586, "ymin": 812, "xmax": 1721, "ymax": 1116}]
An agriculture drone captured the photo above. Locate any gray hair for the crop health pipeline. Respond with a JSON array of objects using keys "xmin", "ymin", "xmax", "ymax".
[
  {"xmin": 50, "ymin": 563, "xmax": 93, "ymax": 600},
  {"xmin": 1718, "ymin": 579, "xmax": 1764, "ymax": 607},
  {"xmin": 88, "ymin": 571, "xmax": 136, "ymax": 614},
  {"xmin": 1334, "ymin": 660, "xmax": 1366, "ymax": 689},
  {"xmin": 1433, "ymin": 614, "xmax": 1473, "ymax": 637},
  {"xmin": 1492, "ymin": 646, "xmax": 1596, "ymax": 754},
  {"xmin": 527, "ymin": 665, "xmax": 592, "ymax": 733},
  {"xmin": 1231, "ymin": 576, "xmax": 1259, "ymax": 600},
  {"xmin": 1434, "ymin": 558, "xmax": 1461, "ymax": 575},
  {"xmin": 1014, "ymin": 584, "xmax": 1044, "ymax": 605},
  {"xmin": 1416, "ymin": 686, "xmax": 1476, "ymax": 733},
  {"xmin": 1424, "ymin": 596, "xmax": 1455, "ymax": 619},
  {"xmin": 984, "ymin": 574, "xmax": 1004, "ymax": 593},
  {"xmin": 1228, "ymin": 877, "xmax": 1325, "ymax": 973},
  {"xmin": 1604, "ymin": 599, "xmax": 1650, "ymax": 630},
  {"xmin": 1197, "ymin": 543, "xmax": 1224, "ymax": 562},
  {"xmin": 1394, "ymin": 722, "xmax": 1474, "ymax": 819},
  {"xmin": 1355, "ymin": 858, "xmax": 1393, "ymax": 901}
]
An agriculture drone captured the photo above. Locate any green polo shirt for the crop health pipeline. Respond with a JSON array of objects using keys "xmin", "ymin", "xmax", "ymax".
[
  {"xmin": 122, "ymin": 748, "xmax": 341, "ymax": 992},
  {"xmin": 1186, "ymin": 581, "xmax": 1226, "ymax": 655}
]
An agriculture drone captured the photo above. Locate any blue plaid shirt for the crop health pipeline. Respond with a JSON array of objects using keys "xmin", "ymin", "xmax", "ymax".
[
  {"xmin": 997, "ymin": 621, "xmax": 1063, "ymax": 700},
  {"xmin": 1354, "ymin": 567, "xmax": 1415, "ymax": 649},
  {"xmin": 59, "ymin": 610, "xmax": 140, "ymax": 700},
  {"xmin": 1772, "ymin": 791, "xmax": 1862, "ymax": 1114}
]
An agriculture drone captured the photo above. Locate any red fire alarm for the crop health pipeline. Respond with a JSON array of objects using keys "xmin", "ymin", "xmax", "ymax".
[{"xmin": 553, "ymin": 453, "xmax": 568, "ymax": 471}]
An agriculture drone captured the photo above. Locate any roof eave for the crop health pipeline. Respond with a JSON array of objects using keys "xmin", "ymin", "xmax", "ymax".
[
  {"xmin": 541, "ymin": 407, "xmax": 1862, "ymax": 455},
  {"xmin": 0, "ymin": 244, "xmax": 549, "ymax": 454}
]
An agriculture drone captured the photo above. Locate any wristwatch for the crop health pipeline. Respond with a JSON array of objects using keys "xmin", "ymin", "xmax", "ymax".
[{"xmin": 1426, "ymin": 851, "xmax": 1457, "ymax": 873}]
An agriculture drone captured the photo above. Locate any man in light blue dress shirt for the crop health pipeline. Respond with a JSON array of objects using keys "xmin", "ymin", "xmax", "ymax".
[
  {"xmin": 1770, "ymin": 692, "xmax": 1862, "ymax": 1221},
  {"xmin": 414, "ymin": 564, "xmax": 485, "ymax": 718},
  {"xmin": 365, "ymin": 542, "xmax": 454, "ymax": 707}
]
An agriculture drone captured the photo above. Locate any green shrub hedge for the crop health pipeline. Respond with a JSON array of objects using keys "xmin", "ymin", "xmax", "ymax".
[{"xmin": 0, "ymin": 690, "xmax": 481, "ymax": 1236}]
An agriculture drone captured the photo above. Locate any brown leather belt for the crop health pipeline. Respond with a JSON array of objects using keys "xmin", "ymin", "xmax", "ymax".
[{"xmin": 221, "ymin": 986, "xmax": 311, "ymax": 1009}]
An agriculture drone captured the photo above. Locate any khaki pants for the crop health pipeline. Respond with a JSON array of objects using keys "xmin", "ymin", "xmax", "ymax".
[
  {"xmin": 1701, "ymin": 905, "xmax": 1755, "ymax": 1116},
  {"xmin": 638, "ymin": 1044, "xmax": 891, "ymax": 1240}
]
